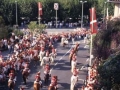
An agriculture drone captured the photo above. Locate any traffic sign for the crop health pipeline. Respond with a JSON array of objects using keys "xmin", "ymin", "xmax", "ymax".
[{"xmin": 54, "ymin": 3, "xmax": 59, "ymax": 10}]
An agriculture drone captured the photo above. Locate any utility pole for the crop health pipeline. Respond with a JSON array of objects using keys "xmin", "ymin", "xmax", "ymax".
[
  {"xmin": 54, "ymin": 3, "xmax": 59, "ymax": 28},
  {"xmin": 80, "ymin": 1, "xmax": 87, "ymax": 28}
]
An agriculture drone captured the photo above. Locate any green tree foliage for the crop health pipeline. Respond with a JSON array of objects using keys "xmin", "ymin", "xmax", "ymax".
[
  {"xmin": 93, "ymin": 19, "xmax": 120, "ymax": 90},
  {"xmin": 0, "ymin": 26, "xmax": 9, "ymax": 39},
  {"xmin": 98, "ymin": 51, "xmax": 120, "ymax": 90},
  {"xmin": 0, "ymin": 16, "xmax": 9, "ymax": 39},
  {"xmin": 28, "ymin": 21, "xmax": 46, "ymax": 34},
  {"xmin": 93, "ymin": 19, "xmax": 120, "ymax": 59},
  {"xmin": 18, "ymin": 0, "xmax": 33, "ymax": 17},
  {"xmin": 13, "ymin": 29, "xmax": 23, "ymax": 36},
  {"xmin": 0, "ymin": 0, "xmax": 14, "ymax": 25},
  {"xmin": 28, "ymin": 21, "xmax": 37, "ymax": 33},
  {"xmin": 0, "ymin": 0, "xmax": 114, "ymax": 25}
]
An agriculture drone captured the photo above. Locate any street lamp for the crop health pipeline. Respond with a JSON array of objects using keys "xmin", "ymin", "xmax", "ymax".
[
  {"xmin": 15, "ymin": 0, "xmax": 18, "ymax": 26},
  {"xmin": 80, "ymin": 1, "xmax": 87, "ymax": 28}
]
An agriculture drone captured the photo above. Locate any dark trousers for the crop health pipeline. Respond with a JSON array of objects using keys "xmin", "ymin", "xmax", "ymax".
[{"xmin": 22, "ymin": 75, "xmax": 26, "ymax": 84}]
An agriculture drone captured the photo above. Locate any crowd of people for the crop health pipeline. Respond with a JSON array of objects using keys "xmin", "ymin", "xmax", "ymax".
[
  {"xmin": 0, "ymin": 27, "xmax": 90, "ymax": 90},
  {"xmin": 80, "ymin": 59, "xmax": 99, "ymax": 90}
]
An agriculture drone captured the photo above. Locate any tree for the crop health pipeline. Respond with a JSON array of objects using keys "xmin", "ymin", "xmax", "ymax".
[
  {"xmin": 0, "ymin": 0, "xmax": 114, "ymax": 25},
  {"xmin": 0, "ymin": 1, "xmax": 14, "ymax": 25},
  {"xmin": 93, "ymin": 19, "xmax": 120, "ymax": 59},
  {"xmin": 98, "ymin": 51, "xmax": 120, "ymax": 90},
  {"xmin": 28, "ymin": 21, "xmax": 37, "ymax": 34},
  {"xmin": 28, "ymin": 21, "xmax": 46, "ymax": 35},
  {"xmin": 0, "ymin": 16, "xmax": 10, "ymax": 39},
  {"xmin": 93, "ymin": 18, "xmax": 120, "ymax": 90}
]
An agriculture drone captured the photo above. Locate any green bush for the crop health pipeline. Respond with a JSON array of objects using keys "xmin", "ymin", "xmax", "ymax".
[{"xmin": 13, "ymin": 29, "xmax": 23, "ymax": 36}]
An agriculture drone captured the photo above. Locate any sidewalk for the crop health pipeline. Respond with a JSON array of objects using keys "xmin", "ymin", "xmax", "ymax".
[{"xmin": 46, "ymin": 28, "xmax": 74, "ymax": 34}]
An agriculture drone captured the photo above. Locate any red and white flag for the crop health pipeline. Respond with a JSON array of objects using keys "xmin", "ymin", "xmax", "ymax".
[
  {"xmin": 90, "ymin": 7, "xmax": 97, "ymax": 34},
  {"xmin": 38, "ymin": 2, "xmax": 42, "ymax": 16}
]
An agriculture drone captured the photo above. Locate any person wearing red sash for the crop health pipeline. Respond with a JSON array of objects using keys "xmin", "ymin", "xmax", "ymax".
[
  {"xmin": 35, "ymin": 71, "xmax": 41, "ymax": 81},
  {"xmin": 44, "ymin": 64, "xmax": 50, "ymax": 75},
  {"xmin": 51, "ymin": 76, "xmax": 58, "ymax": 89}
]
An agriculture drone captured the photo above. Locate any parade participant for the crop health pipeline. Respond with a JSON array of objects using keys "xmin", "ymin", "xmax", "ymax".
[
  {"xmin": 71, "ymin": 53, "xmax": 77, "ymax": 61},
  {"xmin": 71, "ymin": 57, "xmax": 77, "ymax": 73},
  {"xmin": 69, "ymin": 48, "xmax": 75, "ymax": 66},
  {"xmin": 8, "ymin": 64, "xmax": 16, "ymax": 76},
  {"xmin": 48, "ymin": 42, "xmax": 52, "ymax": 53},
  {"xmin": 8, "ymin": 69, "xmax": 16, "ymax": 90},
  {"xmin": 0, "ymin": 70, "xmax": 5, "ymax": 83},
  {"xmin": 20, "ymin": 59, "xmax": 26, "ymax": 70},
  {"xmin": 44, "ymin": 64, "xmax": 50, "ymax": 75},
  {"xmin": 61, "ymin": 35, "xmax": 68, "ymax": 47},
  {"xmin": 2, "ymin": 62, "xmax": 8, "ymax": 75},
  {"xmin": 39, "ymin": 46, "xmax": 45, "ymax": 62},
  {"xmin": 72, "ymin": 67, "xmax": 79, "ymax": 76},
  {"xmin": 50, "ymin": 46, "xmax": 57, "ymax": 63},
  {"xmin": 32, "ymin": 46, "xmax": 39, "ymax": 67},
  {"xmin": 52, "ymin": 45, "xmax": 57, "ymax": 58},
  {"xmin": 71, "ymin": 34, "xmax": 75, "ymax": 44},
  {"xmin": 48, "ymin": 83, "xmax": 56, "ymax": 90},
  {"xmin": 51, "ymin": 76, "xmax": 58, "ymax": 89},
  {"xmin": 33, "ymin": 76, "xmax": 42, "ymax": 90},
  {"xmin": 35, "ymin": 71, "xmax": 41, "ymax": 81},
  {"xmin": 8, "ymin": 69, "xmax": 16, "ymax": 83},
  {"xmin": 22, "ymin": 63, "xmax": 30, "ymax": 84},
  {"xmin": 70, "ymin": 71, "xmax": 78, "ymax": 90},
  {"xmin": 74, "ymin": 42, "xmax": 80, "ymax": 54},
  {"xmin": 44, "ymin": 64, "xmax": 51, "ymax": 84},
  {"xmin": 41, "ymin": 51, "xmax": 51, "ymax": 66},
  {"xmin": 61, "ymin": 35, "xmax": 65, "ymax": 46}
]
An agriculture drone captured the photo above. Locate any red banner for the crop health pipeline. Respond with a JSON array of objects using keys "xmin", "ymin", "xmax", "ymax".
[
  {"xmin": 38, "ymin": 2, "xmax": 42, "ymax": 16},
  {"xmin": 90, "ymin": 7, "xmax": 97, "ymax": 34}
]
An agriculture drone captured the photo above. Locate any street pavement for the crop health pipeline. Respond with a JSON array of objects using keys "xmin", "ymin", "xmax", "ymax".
[
  {"xmin": 1, "ymin": 38, "xmax": 89, "ymax": 90},
  {"xmin": 46, "ymin": 28, "xmax": 75, "ymax": 34}
]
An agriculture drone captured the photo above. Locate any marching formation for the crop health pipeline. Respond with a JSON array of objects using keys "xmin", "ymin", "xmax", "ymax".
[{"xmin": 0, "ymin": 28, "xmax": 89, "ymax": 90}]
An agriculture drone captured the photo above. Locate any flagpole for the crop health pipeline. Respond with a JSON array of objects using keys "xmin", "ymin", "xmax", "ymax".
[
  {"xmin": 88, "ymin": 7, "xmax": 94, "ymax": 82},
  {"xmin": 38, "ymin": 16, "xmax": 41, "ymax": 25},
  {"xmin": 38, "ymin": 2, "xmax": 42, "ymax": 25},
  {"xmin": 89, "ymin": 33, "xmax": 93, "ymax": 66},
  {"xmin": 56, "ymin": 10, "xmax": 57, "ymax": 28},
  {"xmin": 89, "ymin": 7, "xmax": 94, "ymax": 67}
]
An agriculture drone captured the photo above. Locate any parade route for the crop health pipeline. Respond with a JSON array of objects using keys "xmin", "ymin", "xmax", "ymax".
[{"xmin": 1, "ymin": 36, "xmax": 89, "ymax": 90}]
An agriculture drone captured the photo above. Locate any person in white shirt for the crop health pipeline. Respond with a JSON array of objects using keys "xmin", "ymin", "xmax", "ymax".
[
  {"xmin": 71, "ymin": 57, "xmax": 77, "ymax": 73},
  {"xmin": 39, "ymin": 48, "xmax": 45, "ymax": 62},
  {"xmin": 41, "ymin": 53, "xmax": 50, "ymax": 66},
  {"xmin": 70, "ymin": 73, "xmax": 78, "ymax": 90}
]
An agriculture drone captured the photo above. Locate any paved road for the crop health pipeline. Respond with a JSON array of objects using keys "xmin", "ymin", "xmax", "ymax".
[
  {"xmin": 1, "ymin": 38, "xmax": 89, "ymax": 90},
  {"xmin": 46, "ymin": 28, "xmax": 75, "ymax": 34}
]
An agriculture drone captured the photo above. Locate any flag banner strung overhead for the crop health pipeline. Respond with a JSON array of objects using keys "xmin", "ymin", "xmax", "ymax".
[
  {"xmin": 38, "ymin": 2, "xmax": 42, "ymax": 15},
  {"xmin": 90, "ymin": 7, "xmax": 97, "ymax": 34}
]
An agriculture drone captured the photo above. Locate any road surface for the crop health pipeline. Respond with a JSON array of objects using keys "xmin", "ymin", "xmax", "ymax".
[{"xmin": 1, "ymin": 38, "xmax": 89, "ymax": 90}]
